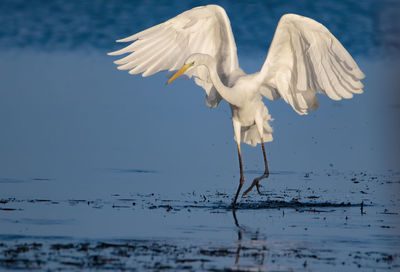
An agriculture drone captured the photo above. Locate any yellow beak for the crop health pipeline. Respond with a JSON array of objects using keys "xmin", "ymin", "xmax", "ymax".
[{"xmin": 166, "ymin": 62, "xmax": 194, "ymax": 85}]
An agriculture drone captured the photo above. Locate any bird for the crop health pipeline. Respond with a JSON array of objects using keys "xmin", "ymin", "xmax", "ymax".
[{"xmin": 108, "ymin": 5, "xmax": 365, "ymax": 207}]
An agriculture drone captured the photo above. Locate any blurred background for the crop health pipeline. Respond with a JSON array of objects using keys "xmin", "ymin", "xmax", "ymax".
[{"xmin": 0, "ymin": 0, "xmax": 399, "ymax": 55}]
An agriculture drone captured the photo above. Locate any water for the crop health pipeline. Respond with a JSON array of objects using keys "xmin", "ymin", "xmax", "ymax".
[{"xmin": 0, "ymin": 0, "xmax": 399, "ymax": 271}]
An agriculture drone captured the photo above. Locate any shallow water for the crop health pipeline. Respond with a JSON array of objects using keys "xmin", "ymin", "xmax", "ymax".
[
  {"xmin": 1, "ymin": 0, "xmax": 400, "ymax": 271},
  {"xmin": 1, "ymin": 170, "xmax": 399, "ymax": 271}
]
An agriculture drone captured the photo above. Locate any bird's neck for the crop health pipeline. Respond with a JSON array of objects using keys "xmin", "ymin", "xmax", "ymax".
[{"xmin": 201, "ymin": 55, "xmax": 243, "ymax": 107}]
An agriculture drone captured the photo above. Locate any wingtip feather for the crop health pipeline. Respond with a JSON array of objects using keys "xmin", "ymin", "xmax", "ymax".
[{"xmin": 116, "ymin": 36, "xmax": 137, "ymax": 43}]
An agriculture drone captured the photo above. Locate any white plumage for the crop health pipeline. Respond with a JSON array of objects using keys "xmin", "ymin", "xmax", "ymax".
[
  {"xmin": 109, "ymin": 5, "xmax": 239, "ymax": 108},
  {"xmin": 109, "ymin": 5, "xmax": 364, "ymax": 206}
]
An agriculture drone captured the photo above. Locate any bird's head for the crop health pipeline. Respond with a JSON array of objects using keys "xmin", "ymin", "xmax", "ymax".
[
  {"xmin": 166, "ymin": 54, "xmax": 212, "ymax": 85},
  {"xmin": 166, "ymin": 60, "xmax": 195, "ymax": 85}
]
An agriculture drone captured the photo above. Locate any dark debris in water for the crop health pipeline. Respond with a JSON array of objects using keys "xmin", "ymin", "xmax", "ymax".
[
  {"xmin": 232, "ymin": 200, "xmax": 357, "ymax": 211},
  {"xmin": 0, "ymin": 193, "xmax": 371, "ymax": 215},
  {"xmin": 111, "ymin": 168, "xmax": 158, "ymax": 174},
  {"xmin": 0, "ymin": 240, "xmax": 399, "ymax": 271}
]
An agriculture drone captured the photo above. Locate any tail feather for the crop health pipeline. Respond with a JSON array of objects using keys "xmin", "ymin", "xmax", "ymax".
[{"xmin": 241, "ymin": 105, "xmax": 273, "ymax": 146}]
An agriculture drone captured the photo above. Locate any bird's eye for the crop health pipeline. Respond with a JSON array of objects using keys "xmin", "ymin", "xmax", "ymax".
[{"xmin": 190, "ymin": 61, "xmax": 195, "ymax": 66}]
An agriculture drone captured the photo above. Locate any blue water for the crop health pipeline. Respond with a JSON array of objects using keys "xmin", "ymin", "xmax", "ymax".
[
  {"xmin": 0, "ymin": 1, "xmax": 399, "ymax": 271},
  {"xmin": 0, "ymin": 0, "xmax": 399, "ymax": 56}
]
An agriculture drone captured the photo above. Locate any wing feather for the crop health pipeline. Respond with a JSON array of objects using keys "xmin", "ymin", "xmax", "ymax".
[
  {"xmin": 128, "ymin": 38, "xmax": 177, "ymax": 74},
  {"xmin": 291, "ymin": 32, "xmax": 308, "ymax": 92},
  {"xmin": 109, "ymin": 5, "xmax": 239, "ymax": 108},
  {"xmin": 259, "ymin": 14, "xmax": 365, "ymax": 114}
]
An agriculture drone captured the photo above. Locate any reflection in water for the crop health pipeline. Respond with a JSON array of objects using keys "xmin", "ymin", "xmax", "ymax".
[
  {"xmin": 232, "ymin": 209, "xmax": 267, "ymax": 269},
  {"xmin": 232, "ymin": 209, "xmax": 242, "ymax": 266}
]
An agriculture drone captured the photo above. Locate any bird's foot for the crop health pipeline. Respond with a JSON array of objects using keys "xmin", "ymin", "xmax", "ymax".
[
  {"xmin": 256, "ymin": 183, "xmax": 262, "ymax": 195},
  {"xmin": 230, "ymin": 202, "xmax": 238, "ymax": 210},
  {"xmin": 242, "ymin": 172, "xmax": 269, "ymax": 196},
  {"xmin": 242, "ymin": 178, "xmax": 260, "ymax": 196}
]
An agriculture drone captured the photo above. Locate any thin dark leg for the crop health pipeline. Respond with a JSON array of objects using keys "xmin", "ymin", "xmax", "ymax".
[
  {"xmin": 232, "ymin": 145, "xmax": 245, "ymax": 208},
  {"xmin": 242, "ymin": 141, "xmax": 269, "ymax": 196},
  {"xmin": 261, "ymin": 141, "xmax": 269, "ymax": 177}
]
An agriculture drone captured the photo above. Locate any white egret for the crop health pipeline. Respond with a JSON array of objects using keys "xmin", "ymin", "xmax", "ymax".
[{"xmin": 108, "ymin": 5, "xmax": 364, "ymax": 207}]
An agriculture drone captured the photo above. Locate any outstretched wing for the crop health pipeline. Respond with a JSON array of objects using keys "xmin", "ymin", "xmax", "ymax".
[
  {"xmin": 258, "ymin": 14, "xmax": 365, "ymax": 114},
  {"xmin": 108, "ymin": 5, "xmax": 239, "ymax": 108}
]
